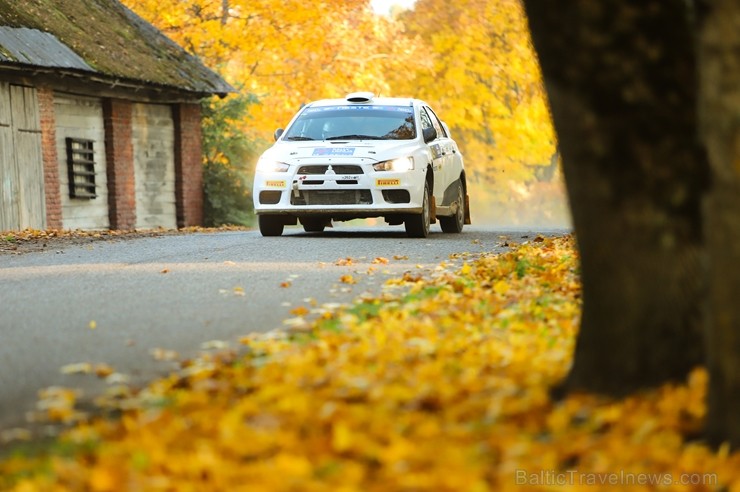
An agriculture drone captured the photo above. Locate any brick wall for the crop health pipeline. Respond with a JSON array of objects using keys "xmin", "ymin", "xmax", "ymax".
[
  {"xmin": 173, "ymin": 103, "xmax": 204, "ymax": 227},
  {"xmin": 103, "ymin": 99, "xmax": 136, "ymax": 230},
  {"xmin": 37, "ymin": 86, "xmax": 62, "ymax": 229},
  {"xmin": 34, "ymin": 94, "xmax": 205, "ymax": 232}
]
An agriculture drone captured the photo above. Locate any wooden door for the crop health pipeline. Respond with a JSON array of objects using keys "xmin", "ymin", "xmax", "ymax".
[{"xmin": 0, "ymin": 82, "xmax": 46, "ymax": 231}]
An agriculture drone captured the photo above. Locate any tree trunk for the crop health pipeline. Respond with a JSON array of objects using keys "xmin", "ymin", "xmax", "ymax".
[
  {"xmin": 697, "ymin": 0, "xmax": 740, "ymax": 448},
  {"xmin": 522, "ymin": 0, "xmax": 708, "ymax": 396},
  {"xmin": 222, "ymin": 0, "xmax": 229, "ymax": 25}
]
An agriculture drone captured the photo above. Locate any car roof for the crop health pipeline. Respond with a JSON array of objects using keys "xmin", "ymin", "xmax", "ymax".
[{"xmin": 305, "ymin": 92, "xmax": 423, "ymax": 109}]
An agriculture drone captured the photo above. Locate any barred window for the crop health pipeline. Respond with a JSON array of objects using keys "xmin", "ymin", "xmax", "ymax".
[{"xmin": 65, "ymin": 138, "xmax": 97, "ymax": 199}]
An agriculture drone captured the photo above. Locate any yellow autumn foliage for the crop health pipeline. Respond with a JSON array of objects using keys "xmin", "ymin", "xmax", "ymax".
[
  {"xmin": 2, "ymin": 236, "xmax": 738, "ymax": 491},
  {"xmin": 381, "ymin": 0, "xmax": 564, "ymax": 224},
  {"xmin": 121, "ymin": 0, "xmax": 568, "ymax": 226},
  {"xmin": 122, "ymin": 0, "xmax": 421, "ymax": 143}
]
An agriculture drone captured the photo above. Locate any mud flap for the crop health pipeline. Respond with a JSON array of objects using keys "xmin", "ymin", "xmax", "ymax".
[
  {"xmin": 464, "ymin": 194, "xmax": 471, "ymax": 224},
  {"xmin": 430, "ymin": 196, "xmax": 437, "ymax": 224}
]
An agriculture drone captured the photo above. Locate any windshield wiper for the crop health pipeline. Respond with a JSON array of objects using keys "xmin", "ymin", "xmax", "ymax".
[
  {"xmin": 326, "ymin": 134, "xmax": 382, "ymax": 140},
  {"xmin": 286, "ymin": 136, "xmax": 316, "ymax": 141}
]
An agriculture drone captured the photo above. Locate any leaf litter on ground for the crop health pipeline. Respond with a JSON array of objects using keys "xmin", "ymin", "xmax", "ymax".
[{"xmin": 1, "ymin": 235, "xmax": 739, "ymax": 491}]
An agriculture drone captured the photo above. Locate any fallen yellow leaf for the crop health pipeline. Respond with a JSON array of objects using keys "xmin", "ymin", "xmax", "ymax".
[
  {"xmin": 60, "ymin": 362, "xmax": 93, "ymax": 375},
  {"xmin": 290, "ymin": 306, "xmax": 310, "ymax": 316},
  {"xmin": 493, "ymin": 279, "xmax": 510, "ymax": 294},
  {"xmin": 94, "ymin": 364, "xmax": 115, "ymax": 378},
  {"xmin": 339, "ymin": 274, "xmax": 357, "ymax": 284}
]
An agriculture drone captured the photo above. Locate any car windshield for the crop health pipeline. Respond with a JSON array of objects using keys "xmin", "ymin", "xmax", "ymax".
[{"xmin": 283, "ymin": 105, "xmax": 416, "ymax": 141}]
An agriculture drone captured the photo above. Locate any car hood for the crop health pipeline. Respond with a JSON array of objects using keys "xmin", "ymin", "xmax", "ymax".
[{"xmin": 263, "ymin": 140, "xmax": 418, "ymax": 164}]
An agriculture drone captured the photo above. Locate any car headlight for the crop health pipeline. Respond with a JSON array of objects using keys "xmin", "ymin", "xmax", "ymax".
[
  {"xmin": 373, "ymin": 156, "xmax": 414, "ymax": 172},
  {"xmin": 256, "ymin": 159, "xmax": 290, "ymax": 173}
]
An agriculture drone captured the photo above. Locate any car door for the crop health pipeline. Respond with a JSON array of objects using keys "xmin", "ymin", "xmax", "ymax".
[
  {"xmin": 419, "ymin": 106, "xmax": 447, "ymax": 203},
  {"xmin": 423, "ymin": 106, "xmax": 460, "ymax": 203}
]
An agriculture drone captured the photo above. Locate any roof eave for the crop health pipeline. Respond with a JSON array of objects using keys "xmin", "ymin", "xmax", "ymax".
[{"xmin": 0, "ymin": 62, "xmax": 235, "ymax": 100}]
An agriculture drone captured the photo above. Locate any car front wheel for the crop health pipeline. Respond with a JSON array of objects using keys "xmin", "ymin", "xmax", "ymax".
[
  {"xmin": 258, "ymin": 215, "xmax": 285, "ymax": 236},
  {"xmin": 405, "ymin": 181, "xmax": 431, "ymax": 238}
]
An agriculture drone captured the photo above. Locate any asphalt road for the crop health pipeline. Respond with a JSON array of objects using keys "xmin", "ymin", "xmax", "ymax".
[{"xmin": 0, "ymin": 224, "xmax": 566, "ymax": 437}]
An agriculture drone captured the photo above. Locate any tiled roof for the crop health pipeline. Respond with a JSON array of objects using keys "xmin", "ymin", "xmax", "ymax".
[{"xmin": 0, "ymin": 26, "xmax": 93, "ymax": 71}]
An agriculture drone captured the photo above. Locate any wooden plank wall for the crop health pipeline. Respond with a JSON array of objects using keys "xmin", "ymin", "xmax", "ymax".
[
  {"xmin": 54, "ymin": 94, "xmax": 109, "ymax": 230},
  {"xmin": 132, "ymin": 103, "xmax": 176, "ymax": 229},
  {"xmin": 0, "ymin": 82, "xmax": 46, "ymax": 231},
  {"xmin": 0, "ymin": 82, "xmax": 19, "ymax": 230}
]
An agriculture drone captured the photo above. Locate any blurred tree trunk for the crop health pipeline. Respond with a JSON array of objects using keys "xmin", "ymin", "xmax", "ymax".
[
  {"xmin": 522, "ymin": 0, "xmax": 708, "ymax": 396},
  {"xmin": 697, "ymin": 0, "xmax": 740, "ymax": 448}
]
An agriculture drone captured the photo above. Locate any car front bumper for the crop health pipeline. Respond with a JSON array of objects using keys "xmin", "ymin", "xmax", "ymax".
[{"xmin": 253, "ymin": 167, "xmax": 426, "ymax": 217}]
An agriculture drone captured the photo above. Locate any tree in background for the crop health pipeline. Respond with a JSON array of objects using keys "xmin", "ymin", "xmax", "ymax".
[
  {"xmin": 123, "ymin": 0, "xmax": 568, "ymax": 228},
  {"xmin": 123, "ymin": 0, "xmax": 426, "ymax": 225},
  {"xmin": 123, "ymin": 0, "xmax": 421, "ymax": 141},
  {"xmin": 201, "ymin": 92, "xmax": 258, "ymax": 227},
  {"xmin": 395, "ymin": 0, "xmax": 565, "ymax": 225},
  {"xmin": 524, "ymin": 0, "xmax": 740, "ymax": 447}
]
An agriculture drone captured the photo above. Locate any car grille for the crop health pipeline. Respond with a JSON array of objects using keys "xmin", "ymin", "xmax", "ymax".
[
  {"xmin": 296, "ymin": 165, "xmax": 364, "ymax": 175},
  {"xmin": 300, "ymin": 179, "xmax": 359, "ymax": 185},
  {"xmin": 291, "ymin": 190, "xmax": 373, "ymax": 206}
]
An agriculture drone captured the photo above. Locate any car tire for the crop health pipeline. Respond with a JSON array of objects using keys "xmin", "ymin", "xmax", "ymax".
[
  {"xmin": 258, "ymin": 215, "xmax": 284, "ymax": 236},
  {"xmin": 439, "ymin": 181, "xmax": 465, "ymax": 233},
  {"xmin": 405, "ymin": 180, "xmax": 431, "ymax": 238},
  {"xmin": 301, "ymin": 218, "xmax": 326, "ymax": 233}
]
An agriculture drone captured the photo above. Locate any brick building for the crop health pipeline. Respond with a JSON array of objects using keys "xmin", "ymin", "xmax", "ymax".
[{"xmin": 0, "ymin": 0, "xmax": 233, "ymax": 231}]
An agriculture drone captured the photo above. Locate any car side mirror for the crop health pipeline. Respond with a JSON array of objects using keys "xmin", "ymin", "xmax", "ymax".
[
  {"xmin": 422, "ymin": 127, "xmax": 437, "ymax": 143},
  {"xmin": 274, "ymin": 128, "xmax": 284, "ymax": 141}
]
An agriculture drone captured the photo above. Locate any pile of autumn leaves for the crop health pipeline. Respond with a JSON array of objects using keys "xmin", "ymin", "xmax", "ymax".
[{"xmin": 2, "ymin": 235, "xmax": 739, "ymax": 491}]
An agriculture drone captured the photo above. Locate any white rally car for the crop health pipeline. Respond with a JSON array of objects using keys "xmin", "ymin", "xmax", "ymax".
[{"xmin": 253, "ymin": 92, "xmax": 470, "ymax": 237}]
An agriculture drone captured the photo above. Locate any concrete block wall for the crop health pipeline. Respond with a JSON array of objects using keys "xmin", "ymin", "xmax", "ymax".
[
  {"xmin": 31, "ymin": 95, "xmax": 205, "ymax": 232},
  {"xmin": 55, "ymin": 94, "xmax": 110, "ymax": 230}
]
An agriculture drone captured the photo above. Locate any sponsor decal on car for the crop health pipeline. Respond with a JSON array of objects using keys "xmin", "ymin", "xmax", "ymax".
[
  {"xmin": 312, "ymin": 148, "xmax": 356, "ymax": 156},
  {"xmin": 376, "ymin": 178, "xmax": 401, "ymax": 186},
  {"xmin": 265, "ymin": 180, "xmax": 286, "ymax": 187},
  {"xmin": 430, "ymin": 143, "xmax": 444, "ymax": 159}
]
